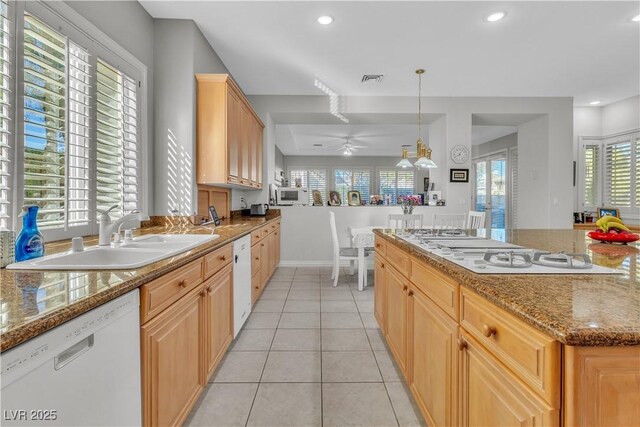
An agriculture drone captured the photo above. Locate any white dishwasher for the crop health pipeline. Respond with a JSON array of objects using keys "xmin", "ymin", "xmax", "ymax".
[
  {"xmin": 233, "ymin": 235, "xmax": 252, "ymax": 337},
  {"xmin": 0, "ymin": 289, "xmax": 141, "ymax": 426}
]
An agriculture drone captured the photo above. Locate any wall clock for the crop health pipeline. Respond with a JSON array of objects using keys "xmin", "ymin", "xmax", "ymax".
[{"xmin": 451, "ymin": 145, "xmax": 469, "ymax": 164}]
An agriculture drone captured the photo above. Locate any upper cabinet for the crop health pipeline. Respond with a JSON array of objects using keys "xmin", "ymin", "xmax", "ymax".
[{"xmin": 196, "ymin": 74, "xmax": 264, "ymax": 189}]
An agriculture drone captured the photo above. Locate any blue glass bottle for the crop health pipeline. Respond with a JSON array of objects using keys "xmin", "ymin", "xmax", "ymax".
[{"xmin": 15, "ymin": 205, "xmax": 45, "ymax": 262}]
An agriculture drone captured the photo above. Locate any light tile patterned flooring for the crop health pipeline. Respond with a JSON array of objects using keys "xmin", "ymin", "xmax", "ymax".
[{"xmin": 186, "ymin": 267, "xmax": 426, "ymax": 427}]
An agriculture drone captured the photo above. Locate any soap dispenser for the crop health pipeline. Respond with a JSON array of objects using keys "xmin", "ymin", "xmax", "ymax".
[{"xmin": 15, "ymin": 205, "xmax": 45, "ymax": 262}]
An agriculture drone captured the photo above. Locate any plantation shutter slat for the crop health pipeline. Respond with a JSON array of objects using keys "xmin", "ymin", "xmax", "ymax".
[
  {"xmin": 604, "ymin": 140, "xmax": 632, "ymax": 207},
  {"xmin": 510, "ymin": 148, "xmax": 518, "ymax": 228},
  {"xmin": 0, "ymin": 0, "xmax": 11, "ymax": 228},
  {"xmin": 289, "ymin": 169, "xmax": 326, "ymax": 205},
  {"xmin": 583, "ymin": 144, "xmax": 600, "ymax": 207},
  {"xmin": 335, "ymin": 169, "xmax": 370, "ymax": 204}
]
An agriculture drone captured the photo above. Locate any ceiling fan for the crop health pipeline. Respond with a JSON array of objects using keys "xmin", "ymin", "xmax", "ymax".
[{"xmin": 334, "ymin": 138, "xmax": 365, "ymax": 157}]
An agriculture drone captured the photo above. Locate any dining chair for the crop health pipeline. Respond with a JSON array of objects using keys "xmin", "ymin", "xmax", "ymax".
[
  {"xmin": 388, "ymin": 214, "xmax": 423, "ymax": 229},
  {"xmin": 432, "ymin": 213, "xmax": 467, "ymax": 229},
  {"xmin": 329, "ymin": 211, "xmax": 368, "ymax": 287},
  {"xmin": 467, "ymin": 211, "xmax": 486, "ymax": 229}
]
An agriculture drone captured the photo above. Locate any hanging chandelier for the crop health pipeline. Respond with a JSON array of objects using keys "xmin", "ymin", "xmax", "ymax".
[{"xmin": 396, "ymin": 69, "xmax": 437, "ymax": 169}]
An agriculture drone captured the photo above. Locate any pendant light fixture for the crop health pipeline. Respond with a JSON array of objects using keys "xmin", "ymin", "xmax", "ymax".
[{"xmin": 396, "ymin": 69, "xmax": 437, "ymax": 169}]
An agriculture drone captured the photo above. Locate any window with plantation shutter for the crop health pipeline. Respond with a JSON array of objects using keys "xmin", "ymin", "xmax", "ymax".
[
  {"xmin": 22, "ymin": 14, "xmax": 68, "ymax": 228},
  {"xmin": 0, "ymin": 0, "xmax": 11, "ymax": 229},
  {"xmin": 96, "ymin": 59, "xmax": 139, "ymax": 218},
  {"xmin": 582, "ymin": 143, "xmax": 600, "ymax": 208},
  {"xmin": 334, "ymin": 168, "xmax": 370, "ymax": 204},
  {"xmin": 378, "ymin": 170, "xmax": 414, "ymax": 205},
  {"xmin": 636, "ymin": 136, "xmax": 640, "ymax": 208},
  {"xmin": 604, "ymin": 138, "xmax": 632, "ymax": 207},
  {"xmin": 289, "ymin": 168, "xmax": 326, "ymax": 205}
]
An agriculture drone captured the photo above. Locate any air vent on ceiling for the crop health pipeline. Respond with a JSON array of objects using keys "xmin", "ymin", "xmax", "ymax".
[
  {"xmin": 361, "ymin": 74, "xmax": 385, "ymax": 83},
  {"xmin": 313, "ymin": 144, "xmax": 323, "ymax": 147}
]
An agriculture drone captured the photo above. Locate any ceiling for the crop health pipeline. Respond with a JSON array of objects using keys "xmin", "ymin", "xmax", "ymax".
[{"xmin": 141, "ymin": 1, "xmax": 639, "ymax": 106}]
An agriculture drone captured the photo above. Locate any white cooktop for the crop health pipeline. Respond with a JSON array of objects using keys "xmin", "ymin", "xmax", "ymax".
[{"xmin": 397, "ymin": 234, "xmax": 622, "ymax": 275}]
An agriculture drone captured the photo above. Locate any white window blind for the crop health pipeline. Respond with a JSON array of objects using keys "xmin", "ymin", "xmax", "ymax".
[
  {"xmin": 334, "ymin": 169, "xmax": 370, "ymax": 204},
  {"xmin": 604, "ymin": 138, "xmax": 632, "ymax": 207},
  {"xmin": 289, "ymin": 168, "xmax": 326, "ymax": 205},
  {"xmin": 636, "ymin": 137, "xmax": 640, "ymax": 208},
  {"xmin": 22, "ymin": 14, "xmax": 68, "ymax": 228},
  {"xmin": 582, "ymin": 144, "xmax": 600, "ymax": 208},
  {"xmin": 0, "ymin": 0, "xmax": 11, "ymax": 229},
  {"xmin": 378, "ymin": 170, "xmax": 415, "ymax": 205},
  {"xmin": 96, "ymin": 58, "xmax": 139, "ymax": 218},
  {"xmin": 509, "ymin": 148, "xmax": 518, "ymax": 229}
]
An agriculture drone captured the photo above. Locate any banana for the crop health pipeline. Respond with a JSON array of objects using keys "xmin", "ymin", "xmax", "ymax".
[
  {"xmin": 608, "ymin": 222, "xmax": 630, "ymax": 232},
  {"xmin": 596, "ymin": 215, "xmax": 625, "ymax": 232},
  {"xmin": 602, "ymin": 215, "xmax": 624, "ymax": 225}
]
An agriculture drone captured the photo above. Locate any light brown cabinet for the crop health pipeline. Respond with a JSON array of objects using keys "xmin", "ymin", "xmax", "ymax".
[
  {"xmin": 141, "ymin": 242, "xmax": 234, "ymax": 427},
  {"xmin": 251, "ymin": 221, "xmax": 281, "ymax": 303},
  {"xmin": 374, "ymin": 257, "xmax": 386, "ymax": 333},
  {"xmin": 408, "ymin": 284, "xmax": 458, "ymax": 427},
  {"xmin": 203, "ymin": 263, "xmax": 233, "ymax": 381},
  {"xmin": 458, "ymin": 333, "xmax": 558, "ymax": 427},
  {"xmin": 141, "ymin": 286, "xmax": 204, "ymax": 427},
  {"xmin": 384, "ymin": 263, "xmax": 408, "ymax": 378},
  {"xmin": 196, "ymin": 74, "xmax": 264, "ymax": 189}
]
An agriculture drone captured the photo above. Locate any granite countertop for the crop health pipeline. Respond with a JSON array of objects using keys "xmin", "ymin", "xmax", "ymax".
[
  {"xmin": 374, "ymin": 229, "xmax": 640, "ymax": 346},
  {"xmin": 0, "ymin": 213, "xmax": 281, "ymax": 352}
]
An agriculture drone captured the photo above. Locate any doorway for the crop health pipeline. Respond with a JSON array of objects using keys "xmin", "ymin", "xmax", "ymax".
[{"xmin": 473, "ymin": 154, "xmax": 508, "ymax": 228}]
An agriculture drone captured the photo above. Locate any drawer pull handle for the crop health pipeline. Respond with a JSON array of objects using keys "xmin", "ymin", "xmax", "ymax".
[
  {"xmin": 178, "ymin": 280, "xmax": 187, "ymax": 288},
  {"xmin": 408, "ymin": 290, "xmax": 414, "ymax": 297},
  {"xmin": 207, "ymin": 286, "xmax": 212, "ymax": 293},
  {"xmin": 200, "ymin": 289, "xmax": 207, "ymax": 297},
  {"xmin": 381, "ymin": 263, "xmax": 384, "ymax": 268},
  {"xmin": 482, "ymin": 324, "xmax": 497, "ymax": 337},
  {"xmin": 255, "ymin": 257, "xmax": 259, "ymax": 260},
  {"xmin": 255, "ymin": 286, "xmax": 259, "ymax": 289},
  {"xmin": 402, "ymin": 285, "xmax": 408, "ymax": 291},
  {"xmin": 220, "ymin": 255, "xmax": 226, "ymax": 261},
  {"xmin": 457, "ymin": 337, "xmax": 468, "ymax": 351}
]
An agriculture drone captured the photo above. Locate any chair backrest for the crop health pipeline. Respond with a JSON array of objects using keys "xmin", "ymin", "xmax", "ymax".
[
  {"xmin": 329, "ymin": 211, "xmax": 340, "ymax": 255},
  {"xmin": 467, "ymin": 211, "xmax": 486, "ymax": 229},
  {"xmin": 432, "ymin": 213, "xmax": 467, "ymax": 229},
  {"xmin": 388, "ymin": 214, "xmax": 423, "ymax": 229}
]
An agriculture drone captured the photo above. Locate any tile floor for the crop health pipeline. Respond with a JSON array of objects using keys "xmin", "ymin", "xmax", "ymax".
[{"xmin": 186, "ymin": 266, "xmax": 426, "ymax": 427}]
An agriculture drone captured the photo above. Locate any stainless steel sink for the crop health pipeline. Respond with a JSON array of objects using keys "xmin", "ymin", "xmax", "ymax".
[{"xmin": 6, "ymin": 234, "xmax": 220, "ymax": 270}]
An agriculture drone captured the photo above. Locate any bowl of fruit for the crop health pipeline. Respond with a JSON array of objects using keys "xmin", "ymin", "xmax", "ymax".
[{"xmin": 588, "ymin": 215, "xmax": 639, "ymax": 244}]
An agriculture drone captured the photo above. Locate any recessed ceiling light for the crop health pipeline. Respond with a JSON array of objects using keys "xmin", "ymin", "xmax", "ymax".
[
  {"xmin": 485, "ymin": 11, "xmax": 507, "ymax": 22},
  {"xmin": 632, "ymin": 14, "xmax": 640, "ymax": 22},
  {"xmin": 589, "ymin": 100, "xmax": 601, "ymax": 105},
  {"xmin": 317, "ymin": 16, "xmax": 333, "ymax": 25}
]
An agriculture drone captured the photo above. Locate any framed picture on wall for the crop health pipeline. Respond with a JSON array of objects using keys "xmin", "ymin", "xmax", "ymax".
[
  {"xmin": 597, "ymin": 207, "xmax": 620, "ymax": 219},
  {"xmin": 449, "ymin": 168, "xmax": 469, "ymax": 183},
  {"xmin": 423, "ymin": 177, "xmax": 430, "ymax": 192},
  {"xmin": 312, "ymin": 190, "xmax": 323, "ymax": 206}
]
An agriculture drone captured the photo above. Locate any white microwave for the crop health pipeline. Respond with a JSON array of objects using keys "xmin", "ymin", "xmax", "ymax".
[{"xmin": 277, "ymin": 187, "xmax": 308, "ymax": 206}]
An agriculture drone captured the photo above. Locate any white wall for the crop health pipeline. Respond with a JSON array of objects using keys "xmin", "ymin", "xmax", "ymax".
[
  {"xmin": 472, "ymin": 133, "xmax": 517, "ymax": 159},
  {"xmin": 602, "ymin": 95, "xmax": 640, "ymax": 136},
  {"xmin": 152, "ymin": 19, "xmax": 231, "ymax": 215}
]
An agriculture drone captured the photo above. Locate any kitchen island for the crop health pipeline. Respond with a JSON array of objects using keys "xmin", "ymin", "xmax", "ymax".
[{"xmin": 373, "ymin": 228, "xmax": 639, "ymax": 427}]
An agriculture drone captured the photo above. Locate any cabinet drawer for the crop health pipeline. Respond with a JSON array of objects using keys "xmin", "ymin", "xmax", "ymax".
[
  {"xmin": 374, "ymin": 236, "xmax": 386, "ymax": 257},
  {"xmin": 385, "ymin": 242, "xmax": 410, "ymax": 277},
  {"xmin": 262, "ymin": 226, "xmax": 271, "ymax": 238},
  {"xmin": 268, "ymin": 221, "xmax": 279, "ymax": 232},
  {"xmin": 460, "ymin": 289, "xmax": 561, "ymax": 406},
  {"xmin": 410, "ymin": 258, "xmax": 458, "ymax": 320},
  {"xmin": 251, "ymin": 229, "xmax": 263, "ymax": 245},
  {"xmin": 251, "ymin": 245, "xmax": 262, "ymax": 275},
  {"xmin": 251, "ymin": 272, "xmax": 261, "ymax": 304},
  {"xmin": 141, "ymin": 258, "xmax": 204, "ymax": 323},
  {"xmin": 204, "ymin": 244, "xmax": 233, "ymax": 279}
]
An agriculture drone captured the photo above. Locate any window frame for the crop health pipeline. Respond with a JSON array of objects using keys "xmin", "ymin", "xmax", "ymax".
[
  {"xmin": 376, "ymin": 168, "xmax": 416, "ymax": 205},
  {"xmin": 333, "ymin": 167, "xmax": 372, "ymax": 205},
  {"xmin": 287, "ymin": 167, "xmax": 327, "ymax": 205},
  {"xmin": 0, "ymin": 0, "xmax": 14, "ymax": 230},
  {"xmin": 10, "ymin": 1, "xmax": 148, "ymax": 240}
]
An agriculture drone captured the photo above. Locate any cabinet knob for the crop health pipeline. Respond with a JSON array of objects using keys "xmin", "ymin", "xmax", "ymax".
[
  {"xmin": 482, "ymin": 324, "xmax": 497, "ymax": 338},
  {"xmin": 376, "ymin": 244, "xmax": 381, "ymax": 248},
  {"xmin": 255, "ymin": 257, "xmax": 259, "ymax": 260},
  {"xmin": 255, "ymin": 286, "xmax": 259, "ymax": 289},
  {"xmin": 261, "ymin": 243, "xmax": 265, "ymax": 247},
  {"xmin": 207, "ymin": 286, "xmax": 212, "ymax": 294},
  {"xmin": 200, "ymin": 289, "xmax": 206, "ymax": 297},
  {"xmin": 408, "ymin": 290, "xmax": 414, "ymax": 297},
  {"xmin": 402, "ymin": 285, "xmax": 408, "ymax": 291},
  {"xmin": 220, "ymin": 255, "xmax": 226, "ymax": 261},
  {"xmin": 457, "ymin": 337, "xmax": 468, "ymax": 351},
  {"xmin": 178, "ymin": 280, "xmax": 187, "ymax": 288},
  {"xmin": 381, "ymin": 263, "xmax": 384, "ymax": 268}
]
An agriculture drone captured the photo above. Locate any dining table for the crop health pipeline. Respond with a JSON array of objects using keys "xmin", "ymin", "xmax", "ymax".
[{"xmin": 348, "ymin": 226, "xmax": 385, "ymax": 291}]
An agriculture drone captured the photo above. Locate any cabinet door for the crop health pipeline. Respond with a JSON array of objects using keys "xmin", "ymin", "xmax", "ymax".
[
  {"xmin": 459, "ymin": 333, "xmax": 559, "ymax": 427},
  {"xmin": 239, "ymin": 102, "xmax": 251, "ymax": 185},
  {"xmin": 274, "ymin": 228, "xmax": 280, "ymax": 269},
  {"xmin": 226, "ymin": 87, "xmax": 240, "ymax": 183},
  {"xmin": 204, "ymin": 263, "xmax": 234, "ymax": 381},
  {"xmin": 385, "ymin": 264, "xmax": 408, "ymax": 377},
  {"xmin": 141, "ymin": 288, "xmax": 203, "ymax": 427},
  {"xmin": 409, "ymin": 286, "xmax": 458, "ymax": 427},
  {"xmin": 374, "ymin": 257, "xmax": 386, "ymax": 333},
  {"xmin": 259, "ymin": 238, "xmax": 270, "ymax": 288},
  {"xmin": 255, "ymin": 123, "xmax": 263, "ymax": 188}
]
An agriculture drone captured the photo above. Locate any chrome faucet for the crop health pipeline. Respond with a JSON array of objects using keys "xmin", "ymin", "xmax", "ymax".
[{"xmin": 98, "ymin": 205, "xmax": 150, "ymax": 246}]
